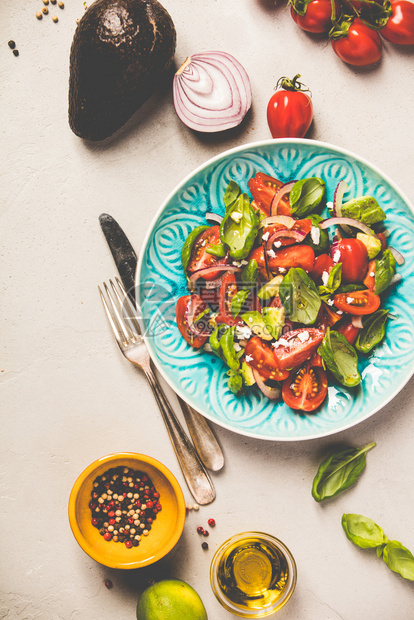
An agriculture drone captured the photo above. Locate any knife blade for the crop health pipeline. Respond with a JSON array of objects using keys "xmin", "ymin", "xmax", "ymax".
[{"xmin": 99, "ymin": 213, "xmax": 224, "ymax": 472}]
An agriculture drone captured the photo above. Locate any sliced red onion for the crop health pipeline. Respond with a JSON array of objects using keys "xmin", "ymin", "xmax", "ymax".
[
  {"xmin": 390, "ymin": 273, "xmax": 402, "ymax": 285},
  {"xmin": 185, "ymin": 296, "xmax": 207, "ymax": 336},
  {"xmin": 389, "ymin": 246, "xmax": 405, "ymax": 265},
  {"xmin": 188, "ymin": 264, "xmax": 241, "ymax": 290},
  {"xmin": 320, "ymin": 217, "xmax": 375, "ymax": 236},
  {"xmin": 351, "ymin": 315, "xmax": 364, "ymax": 329},
  {"xmin": 252, "ymin": 368, "xmax": 281, "ymax": 400},
  {"xmin": 270, "ymin": 181, "xmax": 296, "ymax": 216},
  {"xmin": 172, "ymin": 51, "xmax": 252, "ymax": 133},
  {"xmin": 259, "ymin": 215, "xmax": 295, "ymax": 230},
  {"xmin": 205, "ymin": 271, "xmax": 230, "ymax": 289},
  {"xmin": 205, "ymin": 211, "xmax": 223, "ymax": 224},
  {"xmin": 333, "ymin": 181, "xmax": 348, "ymax": 217},
  {"xmin": 267, "ymin": 228, "xmax": 306, "ymax": 250}
]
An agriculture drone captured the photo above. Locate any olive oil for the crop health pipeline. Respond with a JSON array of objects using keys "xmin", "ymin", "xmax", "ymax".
[{"xmin": 211, "ymin": 532, "xmax": 296, "ymax": 617}]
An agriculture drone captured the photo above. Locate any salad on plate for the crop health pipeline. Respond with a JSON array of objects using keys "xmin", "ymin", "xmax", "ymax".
[{"xmin": 175, "ymin": 171, "xmax": 403, "ymax": 413}]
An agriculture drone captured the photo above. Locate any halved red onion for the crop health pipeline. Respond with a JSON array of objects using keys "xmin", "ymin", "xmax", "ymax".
[
  {"xmin": 206, "ymin": 211, "xmax": 223, "ymax": 224},
  {"xmin": 270, "ymin": 181, "xmax": 296, "ymax": 216},
  {"xmin": 172, "ymin": 51, "xmax": 252, "ymax": 133},
  {"xmin": 259, "ymin": 215, "xmax": 295, "ymax": 230},
  {"xmin": 267, "ymin": 228, "xmax": 306, "ymax": 250},
  {"xmin": 251, "ymin": 368, "xmax": 281, "ymax": 400},
  {"xmin": 185, "ymin": 295, "xmax": 208, "ymax": 336},
  {"xmin": 389, "ymin": 246, "xmax": 405, "ymax": 265},
  {"xmin": 188, "ymin": 264, "xmax": 241, "ymax": 290},
  {"xmin": 351, "ymin": 315, "xmax": 364, "ymax": 329},
  {"xmin": 320, "ymin": 217, "xmax": 375, "ymax": 236}
]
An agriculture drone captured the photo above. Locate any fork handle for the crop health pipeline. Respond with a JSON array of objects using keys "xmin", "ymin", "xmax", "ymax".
[{"xmin": 143, "ymin": 365, "xmax": 216, "ymax": 505}]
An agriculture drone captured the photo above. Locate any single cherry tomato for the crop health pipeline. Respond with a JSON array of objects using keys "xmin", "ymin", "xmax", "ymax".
[
  {"xmin": 336, "ymin": 320, "xmax": 360, "ymax": 345},
  {"xmin": 273, "ymin": 327, "xmax": 325, "ymax": 370},
  {"xmin": 310, "ymin": 253, "xmax": 334, "ymax": 282},
  {"xmin": 187, "ymin": 225, "xmax": 228, "ymax": 280},
  {"xmin": 381, "ymin": 0, "xmax": 414, "ymax": 45},
  {"xmin": 333, "ymin": 238, "xmax": 368, "ymax": 283},
  {"xmin": 363, "ymin": 259, "xmax": 376, "ymax": 291},
  {"xmin": 245, "ymin": 337, "xmax": 289, "ymax": 381},
  {"xmin": 248, "ymin": 173, "xmax": 291, "ymax": 216},
  {"xmin": 333, "ymin": 289, "xmax": 381, "ymax": 315},
  {"xmin": 267, "ymin": 74, "xmax": 313, "ymax": 139},
  {"xmin": 331, "ymin": 19, "xmax": 382, "ymax": 66},
  {"xmin": 291, "ymin": 0, "xmax": 337, "ymax": 33},
  {"xmin": 282, "ymin": 361, "xmax": 328, "ymax": 412},
  {"xmin": 176, "ymin": 295, "xmax": 209, "ymax": 348}
]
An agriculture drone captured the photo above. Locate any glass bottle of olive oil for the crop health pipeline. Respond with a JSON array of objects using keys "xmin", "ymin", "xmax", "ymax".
[{"xmin": 210, "ymin": 532, "xmax": 297, "ymax": 618}]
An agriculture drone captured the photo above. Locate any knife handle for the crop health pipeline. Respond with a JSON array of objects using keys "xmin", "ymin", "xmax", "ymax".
[
  {"xmin": 143, "ymin": 365, "xmax": 215, "ymax": 505},
  {"xmin": 178, "ymin": 397, "xmax": 224, "ymax": 472}
]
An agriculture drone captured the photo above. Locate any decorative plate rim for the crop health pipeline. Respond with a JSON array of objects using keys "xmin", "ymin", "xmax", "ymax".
[{"xmin": 136, "ymin": 138, "xmax": 414, "ymax": 442}]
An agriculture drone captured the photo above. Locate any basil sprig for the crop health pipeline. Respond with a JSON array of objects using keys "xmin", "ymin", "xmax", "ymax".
[
  {"xmin": 342, "ymin": 514, "xmax": 414, "ymax": 581},
  {"xmin": 312, "ymin": 442, "xmax": 376, "ymax": 502},
  {"xmin": 279, "ymin": 267, "xmax": 321, "ymax": 324},
  {"xmin": 318, "ymin": 328, "xmax": 361, "ymax": 387},
  {"xmin": 220, "ymin": 181, "xmax": 260, "ymax": 260},
  {"xmin": 355, "ymin": 309, "xmax": 389, "ymax": 354},
  {"xmin": 289, "ymin": 177, "xmax": 326, "ymax": 218}
]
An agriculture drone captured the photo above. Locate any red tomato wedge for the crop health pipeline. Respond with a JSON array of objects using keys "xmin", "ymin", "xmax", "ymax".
[
  {"xmin": 245, "ymin": 337, "xmax": 289, "ymax": 381},
  {"xmin": 248, "ymin": 173, "xmax": 291, "ymax": 216},
  {"xmin": 187, "ymin": 226, "xmax": 228, "ymax": 281},
  {"xmin": 273, "ymin": 327, "xmax": 324, "ymax": 370},
  {"xmin": 310, "ymin": 253, "xmax": 334, "ymax": 281},
  {"xmin": 216, "ymin": 272, "xmax": 243, "ymax": 326},
  {"xmin": 363, "ymin": 260, "xmax": 376, "ymax": 291},
  {"xmin": 333, "ymin": 238, "xmax": 368, "ymax": 283},
  {"xmin": 248, "ymin": 244, "xmax": 315, "ymax": 277},
  {"xmin": 282, "ymin": 362, "xmax": 328, "ymax": 412},
  {"xmin": 176, "ymin": 295, "xmax": 209, "ymax": 348},
  {"xmin": 333, "ymin": 290, "xmax": 381, "ymax": 315},
  {"xmin": 336, "ymin": 320, "xmax": 360, "ymax": 345},
  {"xmin": 264, "ymin": 218, "xmax": 313, "ymax": 247}
]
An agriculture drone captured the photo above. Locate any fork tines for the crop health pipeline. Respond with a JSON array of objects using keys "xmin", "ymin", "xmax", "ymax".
[{"xmin": 98, "ymin": 278, "xmax": 142, "ymax": 347}]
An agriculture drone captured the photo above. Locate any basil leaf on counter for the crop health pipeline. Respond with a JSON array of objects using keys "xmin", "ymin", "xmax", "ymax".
[
  {"xmin": 382, "ymin": 541, "xmax": 414, "ymax": 581},
  {"xmin": 340, "ymin": 195, "xmax": 386, "ymax": 225},
  {"xmin": 289, "ymin": 177, "xmax": 326, "ymax": 218},
  {"xmin": 312, "ymin": 442, "xmax": 376, "ymax": 502},
  {"xmin": 373, "ymin": 248, "xmax": 396, "ymax": 295},
  {"xmin": 241, "ymin": 259, "xmax": 259, "ymax": 285},
  {"xmin": 355, "ymin": 309, "xmax": 389, "ymax": 354},
  {"xmin": 341, "ymin": 514, "xmax": 387, "ymax": 549},
  {"xmin": 279, "ymin": 267, "xmax": 321, "ymax": 324},
  {"xmin": 181, "ymin": 225, "xmax": 209, "ymax": 273},
  {"xmin": 318, "ymin": 328, "xmax": 361, "ymax": 387},
  {"xmin": 220, "ymin": 186, "xmax": 260, "ymax": 260}
]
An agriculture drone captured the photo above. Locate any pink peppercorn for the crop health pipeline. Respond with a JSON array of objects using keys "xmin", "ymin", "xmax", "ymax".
[{"xmin": 208, "ymin": 519, "xmax": 216, "ymax": 527}]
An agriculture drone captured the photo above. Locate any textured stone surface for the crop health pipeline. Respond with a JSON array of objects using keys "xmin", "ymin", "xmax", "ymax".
[{"xmin": 1, "ymin": 0, "xmax": 414, "ymax": 618}]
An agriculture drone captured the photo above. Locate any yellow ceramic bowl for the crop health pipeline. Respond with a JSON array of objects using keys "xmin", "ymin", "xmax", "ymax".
[{"xmin": 68, "ymin": 452, "xmax": 186, "ymax": 569}]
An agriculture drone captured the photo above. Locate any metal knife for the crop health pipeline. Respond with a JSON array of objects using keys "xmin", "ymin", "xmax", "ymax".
[{"xmin": 99, "ymin": 213, "xmax": 224, "ymax": 472}]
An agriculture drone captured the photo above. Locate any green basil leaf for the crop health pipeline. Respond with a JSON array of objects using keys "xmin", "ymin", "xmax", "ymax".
[
  {"xmin": 335, "ymin": 283, "xmax": 366, "ymax": 295},
  {"xmin": 355, "ymin": 309, "xmax": 389, "ymax": 354},
  {"xmin": 318, "ymin": 328, "xmax": 361, "ymax": 387},
  {"xmin": 227, "ymin": 369, "xmax": 244, "ymax": 396},
  {"xmin": 220, "ymin": 326, "xmax": 240, "ymax": 371},
  {"xmin": 181, "ymin": 225, "xmax": 209, "ymax": 274},
  {"xmin": 241, "ymin": 259, "xmax": 259, "ymax": 285},
  {"xmin": 305, "ymin": 214, "xmax": 330, "ymax": 254},
  {"xmin": 382, "ymin": 541, "xmax": 414, "ymax": 581},
  {"xmin": 374, "ymin": 248, "xmax": 396, "ymax": 295},
  {"xmin": 340, "ymin": 196, "xmax": 386, "ymax": 225},
  {"xmin": 205, "ymin": 242, "xmax": 226, "ymax": 258},
  {"xmin": 209, "ymin": 326, "xmax": 226, "ymax": 361},
  {"xmin": 220, "ymin": 191, "xmax": 260, "ymax": 260},
  {"xmin": 318, "ymin": 263, "xmax": 342, "ymax": 296},
  {"xmin": 376, "ymin": 543, "xmax": 387, "ymax": 558},
  {"xmin": 279, "ymin": 267, "xmax": 321, "ymax": 325},
  {"xmin": 289, "ymin": 177, "xmax": 326, "ymax": 218},
  {"xmin": 341, "ymin": 514, "xmax": 387, "ymax": 549},
  {"xmin": 224, "ymin": 180, "xmax": 241, "ymax": 209},
  {"xmin": 230, "ymin": 289, "xmax": 251, "ymax": 318},
  {"xmin": 312, "ymin": 442, "xmax": 376, "ymax": 502}
]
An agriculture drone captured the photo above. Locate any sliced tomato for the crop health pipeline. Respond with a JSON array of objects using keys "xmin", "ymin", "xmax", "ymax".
[
  {"xmin": 216, "ymin": 272, "xmax": 244, "ymax": 326},
  {"xmin": 333, "ymin": 238, "xmax": 368, "ymax": 283},
  {"xmin": 310, "ymin": 253, "xmax": 334, "ymax": 282},
  {"xmin": 333, "ymin": 290, "xmax": 381, "ymax": 315},
  {"xmin": 269, "ymin": 244, "xmax": 315, "ymax": 273},
  {"xmin": 282, "ymin": 362, "xmax": 328, "ymax": 412},
  {"xmin": 336, "ymin": 320, "xmax": 360, "ymax": 345},
  {"xmin": 264, "ymin": 218, "xmax": 313, "ymax": 247},
  {"xmin": 248, "ymin": 173, "xmax": 291, "ymax": 216},
  {"xmin": 363, "ymin": 260, "xmax": 376, "ymax": 291},
  {"xmin": 245, "ymin": 337, "xmax": 289, "ymax": 381},
  {"xmin": 176, "ymin": 295, "xmax": 209, "ymax": 348},
  {"xmin": 187, "ymin": 226, "xmax": 228, "ymax": 281},
  {"xmin": 273, "ymin": 327, "xmax": 324, "ymax": 370}
]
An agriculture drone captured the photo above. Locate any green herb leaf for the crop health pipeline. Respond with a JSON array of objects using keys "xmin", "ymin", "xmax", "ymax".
[
  {"xmin": 374, "ymin": 248, "xmax": 396, "ymax": 295},
  {"xmin": 312, "ymin": 442, "xmax": 376, "ymax": 502},
  {"xmin": 340, "ymin": 195, "xmax": 386, "ymax": 225},
  {"xmin": 220, "ymin": 188, "xmax": 260, "ymax": 260},
  {"xmin": 219, "ymin": 326, "xmax": 240, "ymax": 371},
  {"xmin": 341, "ymin": 514, "xmax": 387, "ymax": 549},
  {"xmin": 230, "ymin": 289, "xmax": 251, "ymax": 318},
  {"xmin": 205, "ymin": 242, "xmax": 226, "ymax": 258},
  {"xmin": 181, "ymin": 225, "xmax": 209, "ymax": 274},
  {"xmin": 318, "ymin": 328, "xmax": 361, "ymax": 387},
  {"xmin": 241, "ymin": 259, "xmax": 259, "ymax": 285},
  {"xmin": 227, "ymin": 369, "xmax": 244, "ymax": 396},
  {"xmin": 318, "ymin": 263, "xmax": 342, "ymax": 296},
  {"xmin": 382, "ymin": 541, "xmax": 414, "ymax": 581},
  {"xmin": 224, "ymin": 180, "xmax": 242, "ymax": 208},
  {"xmin": 305, "ymin": 214, "xmax": 330, "ymax": 254},
  {"xmin": 289, "ymin": 177, "xmax": 326, "ymax": 218},
  {"xmin": 355, "ymin": 309, "xmax": 389, "ymax": 354},
  {"xmin": 279, "ymin": 267, "xmax": 321, "ymax": 324}
]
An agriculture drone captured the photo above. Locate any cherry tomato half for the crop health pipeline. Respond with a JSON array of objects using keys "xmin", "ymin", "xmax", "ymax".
[
  {"xmin": 282, "ymin": 361, "xmax": 328, "ymax": 412},
  {"xmin": 264, "ymin": 218, "xmax": 313, "ymax": 247},
  {"xmin": 273, "ymin": 327, "xmax": 325, "ymax": 370},
  {"xmin": 333, "ymin": 289, "xmax": 381, "ymax": 315},
  {"xmin": 381, "ymin": 0, "xmax": 414, "ymax": 45},
  {"xmin": 310, "ymin": 253, "xmax": 334, "ymax": 282},
  {"xmin": 187, "ymin": 225, "xmax": 228, "ymax": 280},
  {"xmin": 331, "ymin": 19, "xmax": 382, "ymax": 66},
  {"xmin": 249, "ymin": 244, "xmax": 315, "ymax": 278},
  {"xmin": 336, "ymin": 320, "xmax": 360, "ymax": 345},
  {"xmin": 267, "ymin": 75, "xmax": 313, "ymax": 139},
  {"xmin": 176, "ymin": 295, "xmax": 209, "ymax": 348},
  {"xmin": 248, "ymin": 173, "xmax": 291, "ymax": 216},
  {"xmin": 291, "ymin": 0, "xmax": 337, "ymax": 33},
  {"xmin": 333, "ymin": 238, "xmax": 368, "ymax": 283},
  {"xmin": 245, "ymin": 336, "xmax": 289, "ymax": 381}
]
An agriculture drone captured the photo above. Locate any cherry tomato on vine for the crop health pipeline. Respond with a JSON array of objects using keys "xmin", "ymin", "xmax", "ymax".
[
  {"xmin": 380, "ymin": 0, "xmax": 414, "ymax": 45},
  {"xmin": 267, "ymin": 74, "xmax": 313, "ymax": 139},
  {"xmin": 331, "ymin": 19, "xmax": 382, "ymax": 66},
  {"xmin": 291, "ymin": 0, "xmax": 337, "ymax": 34}
]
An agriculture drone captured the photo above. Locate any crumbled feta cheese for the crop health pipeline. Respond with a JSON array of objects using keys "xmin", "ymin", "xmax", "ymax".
[
  {"xmin": 232, "ymin": 260, "xmax": 242, "ymax": 267},
  {"xmin": 321, "ymin": 271, "xmax": 330, "ymax": 286},
  {"xmin": 273, "ymin": 337, "xmax": 290, "ymax": 348},
  {"xmin": 278, "ymin": 267, "xmax": 286, "ymax": 274},
  {"xmin": 230, "ymin": 211, "xmax": 242, "ymax": 223},
  {"xmin": 370, "ymin": 271, "xmax": 375, "ymax": 277},
  {"xmin": 241, "ymin": 260, "xmax": 248, "ymax": 266},
  {"xmin": 346, "ymin": 297, "xmax": 354, "ymax": 304},
  {"xmin": 234, "ymin": 343, "xmax": 242, "ymax": 352},
  {"xmin": 327, "ymin": 298, "xmax": 334, "ymax": 306},
  {"xmin": 327, "ymin": 201, "xmax": 333, "ymax": 210},
  {"xmin": 235, "ymin": 325, "xmax": 252, "ymax": 340},
  {"xmin": 311, "ymin": 226, "xmax": 320, "ymax": 245},
  {"xmin": 333, "ymin": 250, "xmax": 341, "ymax": 262},
  {"xmin": 337, "ymin": 310, "xmax": 343, "ymax": 315},
  {"xmin": 267, "ymin": 249, "xmax": 276, "ymax": 258},
  {"xmin": 262, "ymin": 232, "xmax": 270, "ymax": 241},
  {"xmin": 297, "ymin": 331, "xmax": 310, "ymax": 342},
  {"xmin": 245, "ymin": 354, "xmax": 254, "ymax": 362},
  {"xmin": 274, "ymin": 240, "xmax": 282, "ymax": 248},
  {"xmin": 248, "ymin": 317, "xmax": 253, "ymax": 323}
]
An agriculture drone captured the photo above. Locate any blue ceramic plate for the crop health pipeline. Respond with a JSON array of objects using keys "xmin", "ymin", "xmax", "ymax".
[{"xmin": 137, "ymin": 139, "xmax": 414, "ymax": 441}]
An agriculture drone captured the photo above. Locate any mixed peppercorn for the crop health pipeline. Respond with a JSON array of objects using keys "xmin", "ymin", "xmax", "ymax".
[{"xmin": 89, "ymin": 466, "xmax": 161, "ymax": 549}]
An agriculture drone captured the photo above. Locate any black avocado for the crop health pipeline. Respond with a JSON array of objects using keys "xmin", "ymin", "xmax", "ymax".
[{"xmin": 68, "ymin": 0, "xmax": 176, "ymax": 141}]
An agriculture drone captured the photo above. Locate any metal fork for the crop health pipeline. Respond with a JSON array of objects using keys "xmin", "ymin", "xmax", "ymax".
[{"xmin": 99, "ymin": 277, "xmax": 215, "ymax": 505}]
